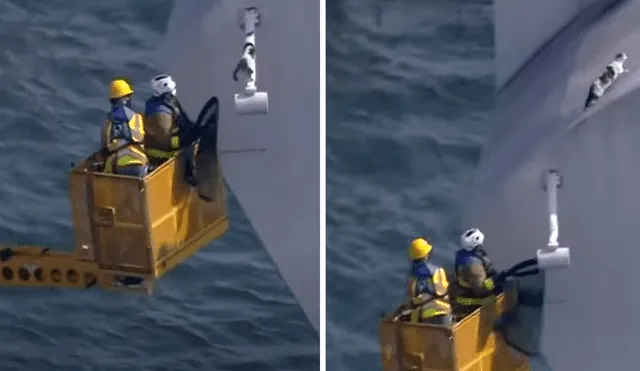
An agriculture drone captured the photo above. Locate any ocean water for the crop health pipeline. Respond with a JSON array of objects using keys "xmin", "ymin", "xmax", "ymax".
[
  {"xmin": 326, "ymin": 0, "xmax": 494, "ymax": 370},
  {"xmin": 0, "ymin": 1, "xmax": 317, "ymax": 370}
]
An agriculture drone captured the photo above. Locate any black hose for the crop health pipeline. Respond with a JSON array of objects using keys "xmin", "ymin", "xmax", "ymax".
[
  {"xmin": 506, "ymin": 258, "xmax": 538, "ymax": 275},
  {"xmin": 496, "ymin": 258, "xmax": 540, "ymax": 283},
  {"xmin": 511, "ymin": 268, "xmax": 540, "ymax": 277}
]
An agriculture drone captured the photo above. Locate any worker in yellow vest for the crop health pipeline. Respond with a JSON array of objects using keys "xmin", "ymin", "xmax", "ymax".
[
  {"xmin": 406, "ymin": 238, "xmax": 453, "ymax": 326},
  {"xmin": 100, "ymin": 79, "xmax": 148, "ymax": 177}
]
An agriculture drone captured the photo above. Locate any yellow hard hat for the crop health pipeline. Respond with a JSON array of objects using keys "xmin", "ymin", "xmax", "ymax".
[
  {"xmin": 109, "ymin": 79, "xmax": 134, "ymax": 99},
  {"xmin": 409, "ymin": 238, "xmax": 432, "ymax": 260}
]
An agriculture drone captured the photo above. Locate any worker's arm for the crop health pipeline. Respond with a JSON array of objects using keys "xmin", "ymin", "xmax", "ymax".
[
  {"xmin": 144, "ymin": 112, "xmax": 179, "ymax": 152},
  {"xmin": 406, "ymin": 278, "xmax": 418, "ymax": 305},
  {"xmin": 98, "ymin": 120, "xmax": 119, "ymax": 157},
  {"xmin": 100, "ymin": 120, "xmax": 109, "ymax": 151}
]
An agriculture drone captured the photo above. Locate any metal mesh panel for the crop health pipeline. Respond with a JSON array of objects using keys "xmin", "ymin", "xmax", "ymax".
[
  {"xmin": 68, "ymin": 148, "xmax": 227, "ymax": 276},
  {"xmin": 95, "ymin": 228, "xmax": 150, "ymax": 270},
  {"xmin": 90, "ymin": 174, "xmax": 151, "ymax": 272},
  {"xmin": 146, "ymin": 151, "xmax": 227, "ymax": 266},
  {"xmin": 144, "ymin": 150, "xmax": 227, "ymax": 269},
  {"xmin": 69, "ymin": 170, "xmax": 93, "ymax": 260}
]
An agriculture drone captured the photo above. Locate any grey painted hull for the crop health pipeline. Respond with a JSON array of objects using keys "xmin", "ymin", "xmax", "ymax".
[
  {"xmin": 478, "ymin": 0, "xmax": 640, "ymax": 369},
  {"xmin": 161, "ymin": 0, "xmax": 320, "ymax": 331}
]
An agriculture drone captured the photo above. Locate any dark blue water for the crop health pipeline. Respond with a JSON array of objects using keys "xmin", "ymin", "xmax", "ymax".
[
  {"xmin": 326, "ymin": 0, "xmax": 495, "ymax": 370},
  {"xmin": 0, "ymin": 1, "xmax": 317, "ymax": 370}
]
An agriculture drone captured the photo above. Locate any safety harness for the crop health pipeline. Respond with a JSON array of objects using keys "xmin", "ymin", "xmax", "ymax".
[
  {"xmin": 410, "ymin": 261, "xmax": 451, "ymax": 322},
  {"xmin": 101, "ymin": 108, "xmax": 140, "ymax": 173}
]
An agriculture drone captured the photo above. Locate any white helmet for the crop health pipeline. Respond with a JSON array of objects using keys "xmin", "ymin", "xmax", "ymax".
[
  {"xmin": 461, "ymin": 228, "xmax": 484, "ymax": 250},
  {"xmin": 151, "ymin": 74, "xmax": 177, "ymax": 96}
]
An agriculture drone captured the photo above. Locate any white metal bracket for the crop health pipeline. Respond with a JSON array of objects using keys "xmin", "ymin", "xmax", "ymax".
[
  {"xmin": 233, "ymin": 6, "xmax": 269, "ymax": 115},
  {"xmin": 536, "ymin": 170, "xmax": 571, "ymax": 270}
]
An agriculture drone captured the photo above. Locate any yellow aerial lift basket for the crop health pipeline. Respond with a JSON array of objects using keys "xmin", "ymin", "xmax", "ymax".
[
  {"xmin": 378, "ymin": 288, "xmax": 530, "ymax": 371},
  {"xmin": 0, "ymin": 149, "xmax": 228, "ymax": 294}
]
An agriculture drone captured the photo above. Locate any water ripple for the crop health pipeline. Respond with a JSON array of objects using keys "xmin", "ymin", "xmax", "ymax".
[
  {"xmin": 0, "ymin": 1, "xmax": 317, "ymax": 370},
  {"xmin": 327, "ymin": 0, "xmax": 494, "ymax": 370}
]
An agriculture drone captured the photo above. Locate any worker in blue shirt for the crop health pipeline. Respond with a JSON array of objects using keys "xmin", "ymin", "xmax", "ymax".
[
  {"xmin": 144, "ymin": 74, "xmax": 220, "ymax": 190},
  {"xmin": 451, "ymin": 228, "xmax": 499, "ymax": 315},
  {"xmin": 144, "ymin": 75, "xmax": 193, "ymax": 175}
]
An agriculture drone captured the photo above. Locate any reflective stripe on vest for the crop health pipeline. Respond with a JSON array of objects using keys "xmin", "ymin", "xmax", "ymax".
[
  {"xmin": 147, "ymin": 134, "xmax": 180, "ymax": 159},
  {"xmin": 411, "ymin": 308, "xmax": 445, "ymax": 322},
  {"xmin": 146, "ymin": 147, "xmax": 179, "ymax": 159},
  {"xmin": 455, "ymin": 295, "xmax": 496, "ymax": 306},
  {"xmin": 116, "ymin": 149, "xmax": 146, "ymax": 166},
  {"xmin": 106, "ymin": 147, "xmax": 146, "ymax": 172}
]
